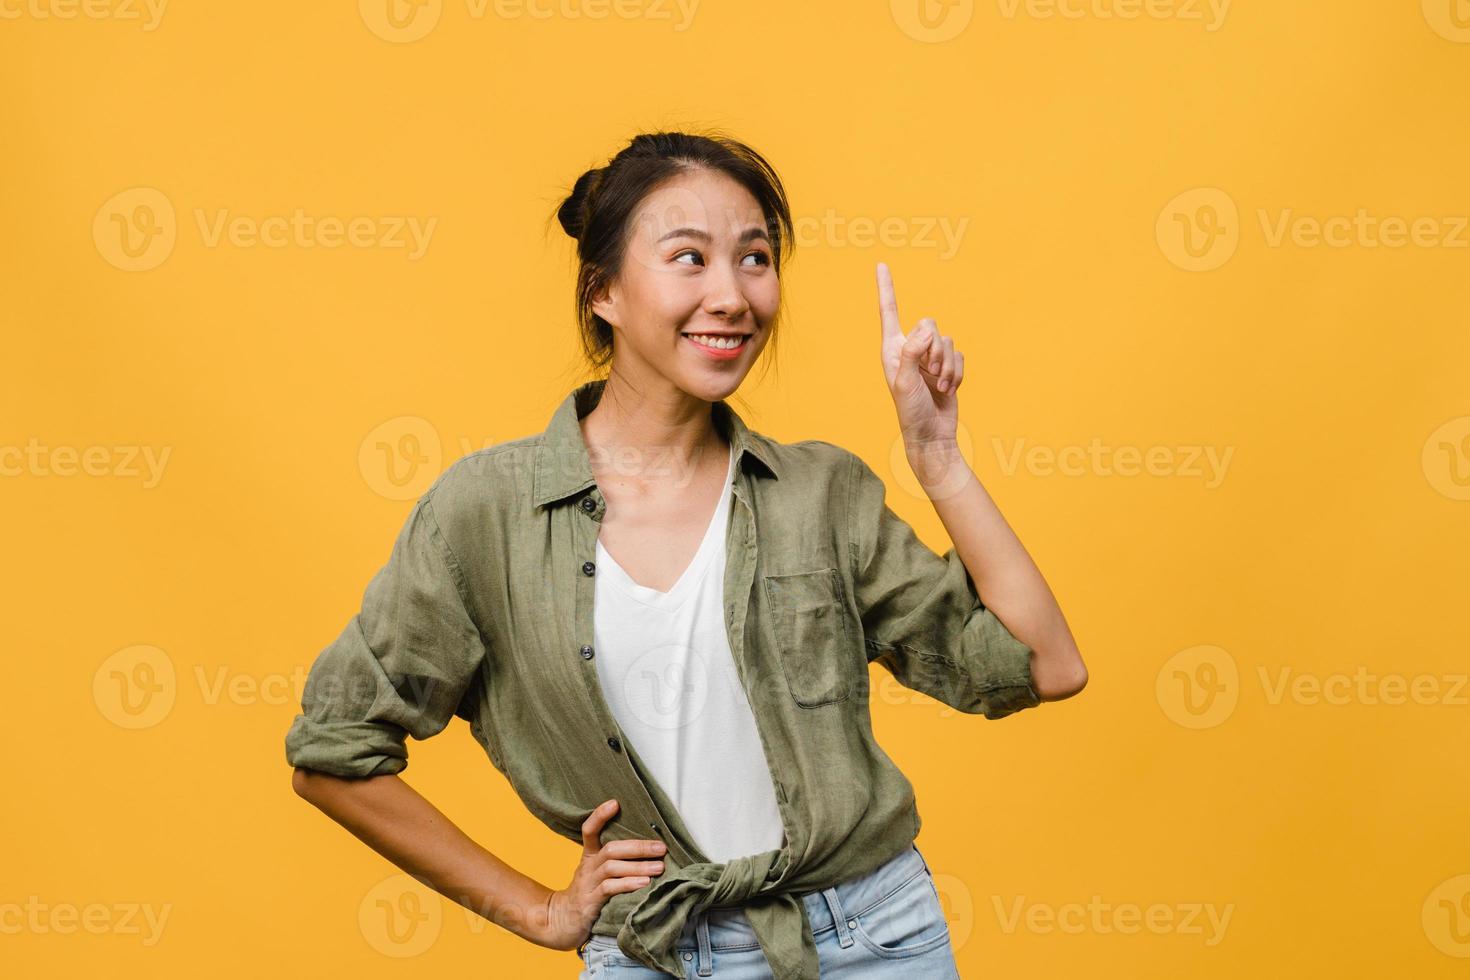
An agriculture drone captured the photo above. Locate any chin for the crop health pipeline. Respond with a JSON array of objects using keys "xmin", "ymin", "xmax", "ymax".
[{"xmin": 678, "ymin": 372, "xmax": 746, "ymax": 404}]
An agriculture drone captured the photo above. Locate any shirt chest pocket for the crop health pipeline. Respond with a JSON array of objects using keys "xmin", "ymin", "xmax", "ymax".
[{"xmin": 762, "ymin": 567, "xmax": 854, "ymax": 708}]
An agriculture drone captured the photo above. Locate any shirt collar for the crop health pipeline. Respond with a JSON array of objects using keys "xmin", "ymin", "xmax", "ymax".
[{"xmin": 532, "ymin": 378, "xmax": 781, "ymax": 510}]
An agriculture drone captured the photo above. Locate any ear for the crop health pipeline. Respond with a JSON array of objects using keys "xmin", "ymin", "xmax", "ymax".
[{"xmin": 590, "ymin": 277, "xmax": 619, "ymax": 329}]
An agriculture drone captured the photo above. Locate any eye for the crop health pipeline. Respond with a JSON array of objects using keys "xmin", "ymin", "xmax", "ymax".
[{"xmin": 672, "ymin": 248, "xmax": 770, "ymax": 268}]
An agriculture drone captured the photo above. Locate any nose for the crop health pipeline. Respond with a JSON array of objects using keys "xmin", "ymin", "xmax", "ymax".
[{"xmin": 701, "ymin": 262, "xmax": 749, "ymax": 320}]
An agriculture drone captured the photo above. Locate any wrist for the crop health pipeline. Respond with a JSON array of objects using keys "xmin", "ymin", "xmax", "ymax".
[
  {"xmin": 483, "ymin": 880, "xmax": 558, "ymax": 948},
  {"xmin": 904, "ymin": 437, "xmax": 961, "ymax": 462},
  {"xmin": 904, "ymin": 441, "xmax": 970, "ymax": 499}
]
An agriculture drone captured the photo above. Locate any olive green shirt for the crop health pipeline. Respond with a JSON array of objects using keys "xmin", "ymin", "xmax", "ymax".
[{"xmin": 284, "ymin": 378, "xmax": 1040, "ymax": 978}]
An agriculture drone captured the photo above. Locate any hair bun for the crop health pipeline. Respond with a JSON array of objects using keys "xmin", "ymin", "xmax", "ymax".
[{"xmin": 557, "ymin": 167, "xmax": 605, "ymax": 242}]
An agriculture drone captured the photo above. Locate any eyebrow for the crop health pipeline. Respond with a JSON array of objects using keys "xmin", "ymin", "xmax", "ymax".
[{"xmin": 656, "ymin": 226, "xmax": 771, "ymax": 246}]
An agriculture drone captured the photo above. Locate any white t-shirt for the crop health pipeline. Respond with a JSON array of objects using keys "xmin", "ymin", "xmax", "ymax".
[{"xmin": 591, "ymin": 444, "xmax": 786, "ymax": 863}]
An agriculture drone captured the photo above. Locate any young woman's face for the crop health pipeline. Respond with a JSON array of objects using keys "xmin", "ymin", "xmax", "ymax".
[{"xmin": 592, "ymin": 167, "xmax": 779, "ymax": 401}]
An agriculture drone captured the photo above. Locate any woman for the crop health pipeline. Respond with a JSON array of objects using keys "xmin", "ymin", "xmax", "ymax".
[{"xmin": 286, "ymin": 130, "xmax": 1088, "ymax": 979}]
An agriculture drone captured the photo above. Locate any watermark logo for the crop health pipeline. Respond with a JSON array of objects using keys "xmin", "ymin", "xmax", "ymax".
[
  {"xmin": 793, "ymin": 209, "xmax": 971, "ymax": 260},
  {"xmin": 1156, "ymin": 645, "xmax": 1238, "ymax": 729},
  {"xmin": 360, "ymin": 0, "xmax": 443, "ymax": 42},
  {"xmin": 359, "ymin": 416, "xmax": 444, "ymax": 500},
  {"xmin": 94, "ymin": 187, "xmax": 177, "ymax": 272},
  {"xmin": 1157, "ymin": 187, "xmax": 1239, "ymax": 272},
  {"xmin": 992, "ymin": 436, "xmax": 1233, "ymax": 488},
  {"xmin": 1159, "ymin": 647, "xmax": 1467, "ymax": 729},
  {"xmin": 1423, "ymin": 0, "xmax": 1470, "ymax": 42},
  {"xmin": 192, "ymin": 208, "xmax": 437, "ymax": 257},
  {"xmin": 93, "ymin": 645, "xmax": 177, "ymax": 729},
  {"xmin": 361, "ymin": 0, "xmax": 699, "ymax": 41},
  {"xmin": 0, "ymin": 896, "xmax": 173, "ymax": 944},
  {"xmin": 1424, "ymin": 874, "xmax": 1470, "ymax": 957},
  {"xmin": 930, "ymin": 871, "xmax": 977, "ymax": 950},
  {"xmin": 612, "ymin": 194, "xmax": 973, "ymax": 269},
  {"xmin": 1258, "ymin": 208, "xmax": 1469, "ymax": 250},
  {"xmin": 618, "ymin": 185, "xmax": 777, "ymax": 276},
  {"xmin": 1258, "ymin": 666, "xmax": 1468, "ymax": 708},
  {"xmin": 995, "ymin": 0, "xmax": 1230, "ymax": 31},
  {"xmin": 486, "ymin": 0, "xmax": 700, "ymax": 29},
  {"xmin": 1160, "ymin": 187, "xmax": 1470, "ymax": 270},
  {"xmin": 891, "ymin": 0, "xmax": 975, "ymax": 43},
  {"xmin": 613, "ymin": 643, "xmax": 714, "ymax": 733},
  {"xmin": 93, "ymin": 645, "xmax": 367, "ymax": 727},
  {"xmin": 1422, "ymin": 416, "xmax": 1470, "ymax": 501},
  {"xmin": 93, "ymin": 188, "xmax": 438, "ymax": 270},
  {"xmin": 360, "ymin": 874, "xmax": 443, "ymax": 957},
  {"xmin": 888, "ymin": 419, "xmax": 978, "ymax": 503},
  {"xmin": 991, "ymin": 894, "xmax": 1235, "ymax": 946},
  {"xmin": 0, "ymin": 439, "xmax": 172, "ymax": 487},
  {"xmin": 353, "ymin": 413, "xmax": 749, "ymax": 502},
  {"xmin": 0, "ymin": 0, "xmax": 168, "ymax": 30}
]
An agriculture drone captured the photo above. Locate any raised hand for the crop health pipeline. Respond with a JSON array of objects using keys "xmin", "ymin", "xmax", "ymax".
[{"xmin": 875, "ymin": 261, "xmax": 963, "ymax": 462}]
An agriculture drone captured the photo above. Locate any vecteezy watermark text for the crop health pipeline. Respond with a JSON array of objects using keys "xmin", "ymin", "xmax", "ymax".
[
  {"xmin": 93, "ymin": 187, "xmax": 437, "ymax": 271},
  {"xmin": 359, "ymin": 0, "xmax": 701, "ymax": 42},
  {"xmin": 0, "ymin": 896, "xmax": 172, "ymax": 945},
  {"xmin": 992, "ymin": 437, "xmax": 1234, "ymax": 488},
  {"xmin": 991, "ymin": 894, "xmax": 1235, "ymax": 946},
  {"xmin": 995, "ymin": 0, "xmax": 1229, "ymax": 31},
  {"xmin": 0, "ymin": 0, "xmax": 167, "ymax": 29},
  {"xmin": 1158, "ymin": 187, "xmax": 1470, "ymax": 271},
  {"xmin": 1, "ymin": 439, "xmax": 171, "ymax": 488}
]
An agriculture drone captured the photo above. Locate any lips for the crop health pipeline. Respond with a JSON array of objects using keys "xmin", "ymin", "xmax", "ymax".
[
  {"xmin": 681, "ymin": 333, "xmax": 749, "ymax": 349},
  {"xmin": 681, "ymin": 332, "xmax": 749, "ymax": 359}
]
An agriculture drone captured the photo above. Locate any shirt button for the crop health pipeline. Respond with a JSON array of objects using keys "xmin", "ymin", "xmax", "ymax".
[
  {"xmin": 582, "ymin": 560, "xmax": 596, "ymax": 576},
  {"xmin": 580, "ymin": 645, "xmax": 595, "ymax": 660},
  {"xmin": 682, "ymin": 953, "xmax": 693, "ymax": 961},
  {"xmin": 607, "ymin": 736, "xmax": 622, "ymax": 752},
  {"xmin": 581, "ymin": 497, "xmax": 596, "ymax": 512}
]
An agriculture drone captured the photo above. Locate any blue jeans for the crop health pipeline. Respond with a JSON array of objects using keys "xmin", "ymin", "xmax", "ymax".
[{"xmin": 576, "ymin": 842, "xmax": 960, "ymax": 978}]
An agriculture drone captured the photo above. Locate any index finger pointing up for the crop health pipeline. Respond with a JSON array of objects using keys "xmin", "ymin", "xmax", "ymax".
[{"xmin": 876, "ymin": 261, "xmax": 903, "ymax": 342}]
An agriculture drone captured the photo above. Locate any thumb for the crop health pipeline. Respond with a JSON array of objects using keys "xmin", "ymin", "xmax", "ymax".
[
  {"xmin": 581, "ymin": 798, "xmax": 618, "ymax": 853},
  {"xmin": 894, "ymin": 321, "xmax": 934, "ymax": 393}
]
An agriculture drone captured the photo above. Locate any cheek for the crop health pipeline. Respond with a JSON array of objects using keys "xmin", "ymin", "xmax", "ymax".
[
  {"xmin": 752, "ymin": 279, "xmax": 781, "ymax": 320},
  {"xmin": 624, "ymin": 274, "xmax": 701, "ymax": 328}
]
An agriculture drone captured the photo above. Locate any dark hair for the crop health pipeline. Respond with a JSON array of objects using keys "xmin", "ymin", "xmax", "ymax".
[{"xmin": 548, "ymin": 129, "xmax": 795, "ymax": 373}]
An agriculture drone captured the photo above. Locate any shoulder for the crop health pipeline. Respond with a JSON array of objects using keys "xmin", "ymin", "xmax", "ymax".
[
  {"xmin": 415, "ymin": 433, "xmax": 543, "ymax": 539},
  {"xmin": 748, "ymin": 430, "xmax": 858, "ymax": 481},
  {"xmin": 745, "ymin": 432, "xmax": 875, "ymax": 515},
  {"xmin": 770, "ymin": 437, "xmax": 890, "ymax": 513}
]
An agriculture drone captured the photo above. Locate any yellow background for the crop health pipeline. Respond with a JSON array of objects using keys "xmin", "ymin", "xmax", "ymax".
[{"xmin": 4, "ymin": 0, "xmax": 1469, "ymax": 976}]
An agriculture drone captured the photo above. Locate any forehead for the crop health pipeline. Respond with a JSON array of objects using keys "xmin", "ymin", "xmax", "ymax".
[{"xmin": 630, "ymin": 168, "xmax": 766, "ymax": 240}]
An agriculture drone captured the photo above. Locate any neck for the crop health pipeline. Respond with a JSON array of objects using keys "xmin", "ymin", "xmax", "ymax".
[{"xmin": 578, "ymin": 371, "xmax": 728, "ymax": 490}]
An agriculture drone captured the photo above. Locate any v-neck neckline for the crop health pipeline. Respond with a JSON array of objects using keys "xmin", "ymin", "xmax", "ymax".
[{"xmin": 594, "ymin": 444, "xmax": 735, "ymax": 609}]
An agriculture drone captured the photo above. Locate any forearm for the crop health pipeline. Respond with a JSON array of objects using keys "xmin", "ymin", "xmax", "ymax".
[
  {"xmin": 291, "ymin": 768, "xmax": 558, "ymax": 945},
  {"xmin": 905, "ymin": 442, "xmax": 1088, "ymax": 700}
]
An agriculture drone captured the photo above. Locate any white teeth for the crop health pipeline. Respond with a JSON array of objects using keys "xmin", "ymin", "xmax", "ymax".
[{"xmin": 685, "ymin": 334, "xmax": 746, "ymax": 350}]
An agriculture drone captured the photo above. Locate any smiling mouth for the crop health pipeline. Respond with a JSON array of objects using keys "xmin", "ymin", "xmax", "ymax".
[{"xmin": 681, "ymin": 333, "xmax": 750, "ymax": 351}]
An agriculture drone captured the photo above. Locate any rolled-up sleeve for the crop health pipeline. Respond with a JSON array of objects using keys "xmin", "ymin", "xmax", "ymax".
[
  {"xmin": 285, "ymin": 491, "xmax": 487, "ymax": 777},
  {"xmin": 846, "ymin": 452, "xmax": 1040, "ymax": 719}
]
